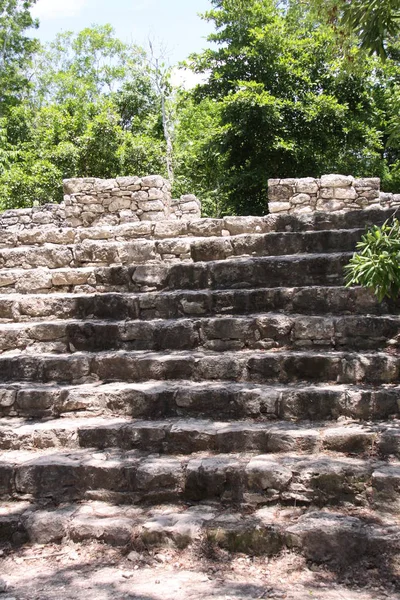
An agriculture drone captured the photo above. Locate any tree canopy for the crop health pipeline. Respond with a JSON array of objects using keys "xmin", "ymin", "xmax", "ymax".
[
  {"xmin": 1, "ymin": 0, "xmax": 400, "ymax": 216},
  {"xmin": 0, "ymin": 0, "xmax": 39, "ymax": 116}
]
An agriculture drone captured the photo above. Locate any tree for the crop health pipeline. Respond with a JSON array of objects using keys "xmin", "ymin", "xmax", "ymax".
[
  {"xmin": 0, "ymin": 0, "xmax": 39, "ymax": 116},
  {"xmin": 173, "ymin": 94, "xmax": 226, "ymax": 217},
  {"xmin": 188, "ymin": 0, "xmax": 386, "ymax": 215},
  {"xmin": 147, "ymin": 40, "xmax": 175, "ymax": 182},
  {"xmin": 309, "ymin": 0, "xmax": 400, "ymax": 60},
  {"xmin": 0, "ymin": 25, "xmax": 169, "ymax": 210}
]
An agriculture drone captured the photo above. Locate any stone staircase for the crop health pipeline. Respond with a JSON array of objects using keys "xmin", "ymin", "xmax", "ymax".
[{"xmin": 0, "ymin": 206, "xmax": 399, "ymax": 564}]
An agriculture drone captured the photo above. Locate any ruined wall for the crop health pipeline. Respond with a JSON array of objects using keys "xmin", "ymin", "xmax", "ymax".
[
  {"xmin": 268, "ymin": 174, "xmax": 400, "ymax": 214},
  {"xmin": 0, "ymin": 175, "xmax": 201, "ymax": 231}
]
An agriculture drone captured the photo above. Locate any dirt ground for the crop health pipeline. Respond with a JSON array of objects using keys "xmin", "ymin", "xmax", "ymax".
[{"xmin": 0, "ymin": 541, "xmax": 399, "ymax": 600}]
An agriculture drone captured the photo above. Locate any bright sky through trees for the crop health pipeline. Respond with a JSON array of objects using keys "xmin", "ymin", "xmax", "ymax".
[{"xmin": 31, "ymin": 0, "xmax": 213, "ymax": 63}]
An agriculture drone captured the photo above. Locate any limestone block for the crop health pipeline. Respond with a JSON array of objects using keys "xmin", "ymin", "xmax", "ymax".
[
  {"xmin": 180, "ymin": 212, "xmax": 201, "ymax": 222},
  {"xmin": 93, "ymin": 178, "xmax": 116, "ymax": 192},
  {"xmin": 295, "ymin": 178, "xmax": 319, "ymax": 194},
  {"xmin": 286, "ymin": 512, "xmax": 367, "ymax": 563},
  {"xmin": 80, "ymin": 212, "xmax": 98, "ymax": 226},
  {"xmin": 66, "ymin": 217, "xmax": 83, "ymax": 228},
  {"xmin": 132, "ymin": 191, "xmax": 149, "ymax": 203},
  {"xmin": 140, "ymin": 211, "xmax": 167, "ymax": 222},
  {"xmin": 392, "ymin": 194, "xmax": 400, "ymax": 206},
  {"xmin": 78, "ymin": 195, "xmax": 100, "ymax": 205},
  {"xmin": 320, "ymin": 174, "xmax": 354, "ymax": 188},
  {"xmin": 141, "ymin": 175, "xmax": 165, "ymax": 188},
  {"xmin": 316, "ymin": 199, "xmax": 345, "ymax": 212},
  {"xmin": 32, "ymin": 212, "xmax": 54, "ymax": 225},
  {"xmin": 1, "ymin": 217, "xmax": 19, "ymax": 226},
  {"xmin": 116, "ymin": 176, "xmax": 141, "ymax": 188},
  {"xmin": 157, "ymin": 239, "xmax": 191, "ymax": 255},
  {"xmin": 22, "ymin": 509, "xmax": 70, "ymax": 544},
  {"xmin": 223, "ymin": 216, "xmax": 268, "ymax": 235},
  {"xmin": 268, "ymin": 184, "xmax": 294, "ymax": 202},
  {"xmin": 181, "ymin": 194, "xmax": 201, "ymax": 206},
  {"xmin": 119, "ymin": 210, "xmax": 140, "ymax": 223},
  {"xmin": 52, "ymin": 270, "xmax": 90, "ymax": 286},
  {"xmin": 0, "ymin": 389, "xmax": 16, "ymax": 407},
  {"xmin": 380, "ymin": 192, "xmax": 393, "ymax": 206},
  {"xmin": 111, "ymin": 190, "xmax": 132, "ymax": 197},
  {"xmin": 359, "ymin": 190, "xmax": 379, "ymax": 200},
  {"xmin": 86, "ymin": 204, "xmax": 105, "ymax": 214},
  {"xmin": 295, "ymin": 206, "xmax": 313, "ymax": 214},
  {"xmin": 108, "ymin": 197, "xmax": 132, "ymax": 213},
  {"xmin": 354, "ymin": 177, "xmax": 380, "ymax": 190},
  {"xmin": 334, "ymin": 187, "xmax": 357, "ymax": 200},
  {"xmin": 245, "ymin": 456, "xmax": 292, "ymax": 491},
  {"xmin": 0, "ymin": 231, "xmax": 17, "ymax": 246},
  {"xmin": 291, "ymin": 193, "xmax": 311, "ymax": 205},
  {"xmin": 188, "ymin": 219, "xmax": 223, "ymax": 237},
  {"xmin": 65, "ymin": 206, "xmax": 82, "ymax": 218},
  {"xmin": 118, "ymin": 240, "xmax": 157, "ymax": 263},
  {"xmin": 269, "ymin": 202, "xmax": 291, "ymax": 213},
  {"xmin": 180, "ymin": 201, "xmax": 201, "ymax": 213},
  {"xmin": 17, "ymin": 230, "xmax": 46, "ymax": 245},
  {"xmin": 154, "ymin": 221, "xmax": 188, "ymax": 238},
  {"xmin": 354, "ymin": 197, "xmax": 369, "ymax": 208},
  {"xmin": 63, "ymin": 178, "xmax": 84, "ymax": 194},
  {"xmin": 140, "ymin": 200, "xmax": 165, "ymax": 212},
  {"xmin": 147, "ymin": 188, "xmax": 164, "ymax": 200},
  {"xmin": 17, "ymin": 270, "xmax": 52, "ymax": 291}
]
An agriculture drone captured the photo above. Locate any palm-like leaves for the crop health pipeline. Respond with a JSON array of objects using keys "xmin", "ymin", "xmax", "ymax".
[{"xmin": 344, "ymin": 219, "xmax": 400, "ymax": 301}]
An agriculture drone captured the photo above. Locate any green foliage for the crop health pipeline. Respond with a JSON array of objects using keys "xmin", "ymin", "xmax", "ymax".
[
  {"xmin": 188, "ymin": 0, "xmax": 388, "ymax": 215},
  {"xmin": 118, "ymin": 132, "xmax": 166, "ymax": 178},
  {"xmin": 344, "ymin": 219, "xmax": 400, "ymax": 301},
  {"xmin": 2, "ymin": 5, "xmax": 400, "ymax": 216},
  {"xmin": 173, "ymin": 94, "xmax": 227, "ymax": 217},
  {"xmin": 0, "ymin": 0, "xmax": 39, "ymax": 116},
  {"xmin": 0, "ymin": 158, "xmax": 62, "ymax": 209},
  {"xmin": 343, "ymin": 0, "xmax": 400, "ymax": 59},
  {"xmin": 0, "ymin": 25, "xmax": 168, "ymax": 210},
  {"xmin": 308, "ymin": 0, "xmax": 400, "ymax": 59}
]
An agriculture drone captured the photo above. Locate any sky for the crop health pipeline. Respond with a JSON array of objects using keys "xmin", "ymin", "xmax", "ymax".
[{"xmin": 31, "ymin": 0, "xmax": 215, "ymax": 66}]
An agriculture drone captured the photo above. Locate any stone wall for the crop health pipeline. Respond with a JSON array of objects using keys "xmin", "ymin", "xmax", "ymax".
[
  {"xmin": 0, "ymin": 175, "xmax": 201, "ymax": 231},
  {"xmin": 0, "ymin": 204, "xmax": 65, "ymax": 231},
  {"xmin": 268, "ymin": 174, "xmax": 400, "ymax": 214},
  {"xmin": 64, "ymin": 176, "xmax": 202, "ymax": 226}
]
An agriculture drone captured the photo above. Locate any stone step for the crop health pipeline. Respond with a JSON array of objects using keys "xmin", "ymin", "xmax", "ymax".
[
  {"xmin": 0, "ymin": 448, "xmax": 398, "ymax": 507},
  {"xmin": 1, "ymin": 381, "xmax": 398, "ymax": 422},
  {"xmin": 0, "ymin": 207, "xmax": 396, "ymax": 249},
  {"xmin": 1, "ymin": 287, "xmax": 400, "ymax": 325},
  {"xmin": 0, "ymin": 229, "xmax": 364, "ymax": 270},
  {"xmin": 0, "ymin": 313, "xmax": 399, "ymax": 355},
  {"xmin": 1, "ymin": 416, "xmax": 399, "ymax": 457},
  {"xmin": 0, "ymin": 349, "xmax": 398, "ymax": 386},
  {"xmin": 0, "ymin": 253, "xmax": 351, "ymax": 294},
  {"xmin": 1, "ymin": 501, "xmax": 399, "ymax": 564}
]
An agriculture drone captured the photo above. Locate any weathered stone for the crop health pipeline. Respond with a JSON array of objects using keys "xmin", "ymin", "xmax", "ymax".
[
  {"xmin": 245, "ymin": 457, "xmax": 292, "ymax": 493},
  {"xmin": 334, "ymin": 187, "xmax": 357, "ymax": 200},
  {"xmin": 291, "ymin": 193, "xmax": 311, "ymax": 205},
  {"xmin": 269, "ymin": 202, "xmax": 291, "ymax": 214},
  {"xmin": 320, "ymin": 174, "xmax": 354, "ymax": 188},
  {"xmin": 295, "ymin": 178, "xmax": 319, "ymax": 194},
  {"xmin": 141, "ymin": 175, "xmax": 165, "ymax": 189},
  {"xmin": 268, "ymin": 185, "xmax": 294, "ymax": 202},
  {"xmin": 286, "ymin": 512, "xmax": 368, "ymax": 563}
]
